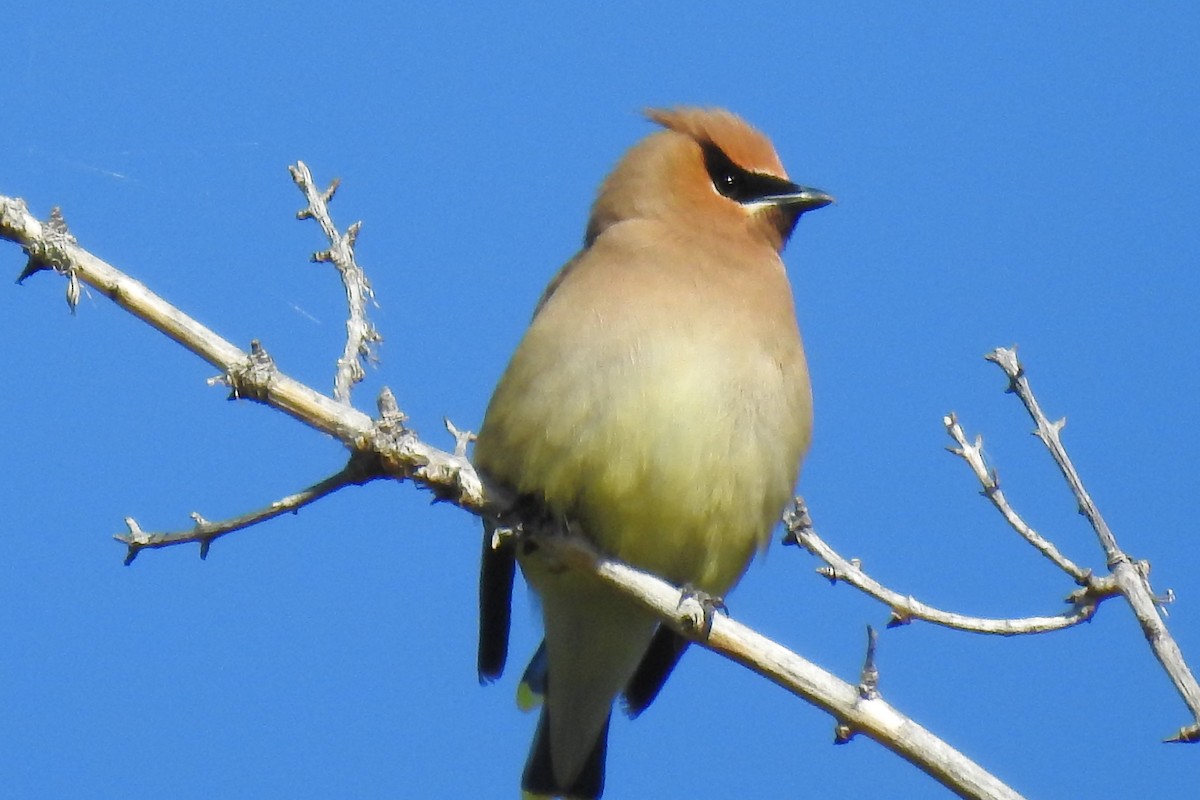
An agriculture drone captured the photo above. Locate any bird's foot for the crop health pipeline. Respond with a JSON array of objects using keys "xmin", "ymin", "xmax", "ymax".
[{"xmin": 677, "ymin": 585, "xmax": 727, "ymax": 639}]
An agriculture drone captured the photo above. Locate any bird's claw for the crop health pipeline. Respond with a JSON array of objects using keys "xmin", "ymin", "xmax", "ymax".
[{"xmin": 677, "ymin": 584, "xmax": 727, "ymax": 639}]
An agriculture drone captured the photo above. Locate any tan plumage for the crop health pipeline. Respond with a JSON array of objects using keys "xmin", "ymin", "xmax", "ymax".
[{"xmin": 474, "ymin": 107, "xmax": 831, "ymax": 798}]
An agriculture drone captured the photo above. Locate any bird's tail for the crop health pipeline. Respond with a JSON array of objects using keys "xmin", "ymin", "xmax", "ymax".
[{"xmin": 522, "ymin": 708, "xmax": 610, "ymax": 799}]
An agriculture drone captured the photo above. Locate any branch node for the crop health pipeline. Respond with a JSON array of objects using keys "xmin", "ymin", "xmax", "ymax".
[
  {"xmin": 226, "ymin": 339, "xmax": 278, "ymax": 402},
  {"xmin": 780, "ymin": 495, "xmax": 813, "ymax": 547},
  {"xmin": 376, "ymin": 386, "xmax": 407, "ymax": 424},
  {"xmin": 322, "ymin": 177, "xmax": 341, "ymax": 204},
  {"xmin": 16, "ymin": 206, "xmax": 78, "ymax": 283}
]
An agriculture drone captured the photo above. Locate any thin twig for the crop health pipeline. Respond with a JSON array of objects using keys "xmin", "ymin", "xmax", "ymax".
[
  {"xmin": 3, "ymin": 190, "xmax": 1028, "ymax": 797},
  {"xmin": 3, "ymin": 196, "xmax": 371, "ymax": 443},
  {"xmin": 944, "ymin": 412, "xmax": 1090, "ymax": 582},
  {"xmin": 1, "ymin": 195, "xmax": 486, "ymax": 543},
  {"xmin": 783, "ymin": 499, "xmax": 1111, "ymax": 634},
  {"xmin": 289, "ymin": 161, "xmax": 380, "ymax": 404},
  {"xmin": 117, "ymin": 456, "xmax": 383, "ymax": 564},
  {"xmin": 858, "ymin": 626, "xmax": 880, "ymax": 701},
  {"xmin": 985, "ymin": 346, "xmax": 1200, "ymax": 742}
]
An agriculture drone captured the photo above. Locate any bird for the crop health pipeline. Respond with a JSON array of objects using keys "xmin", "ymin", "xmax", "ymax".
[{"xmin": 473, "ymin": 107, "xmax": 831, "ymax": 799}]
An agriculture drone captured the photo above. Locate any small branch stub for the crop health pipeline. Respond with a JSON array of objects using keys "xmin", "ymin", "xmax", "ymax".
[
  {"xmin": 15, "ymin": 206, "xmax": 75, "ymax": 283},
  {"xmin": 227, "ymin": 340, "xmax": 278, "ymax": 402},
  {"xmin": 859, "ymin": 626, "xmax": 880, "ymax": 700},
  {"xmin": 445, "ymin": 418, "xmax": 476, "ymax": 459}
]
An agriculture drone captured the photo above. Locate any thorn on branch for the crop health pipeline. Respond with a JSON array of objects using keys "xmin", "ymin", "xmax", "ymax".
[
  {"xmin": 1156, "ymin": 588, "xmax": 1176, "ymax": 610},
  {"xmin": 858, "ymin": 626, "xmax": 881, "ymax": 700},
  {"xmin": 322, "ymin": 177, "xmax": 341, "ymax": 204},
  {"xmin": 444, "ymin": 418, "xmax": 476, "ymax": 459},
  {"xmin": 65, "ymin": 271, "xmax": 81, "ymax": 314},
  {"xmin": 816, "ymin": 565, "xmax": 839, "ymax": 584},
  {"xmin": 120, "ymin": 517, "xmax": 146, "ymax": 566},
  {"xmin": 833, "ymin": 721, "xmax": 856, "ymax": 745},
  {"xmin": 15, "ymin": 255, "xmax": 45, "ymax": 284},
  {"xmin": 1165, "ymin": 723, "xmax": 1200, "ymax": 744}
]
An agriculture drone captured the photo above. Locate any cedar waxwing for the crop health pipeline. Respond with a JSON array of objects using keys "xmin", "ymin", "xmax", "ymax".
[{"xmin": 474, "ymin": 107, "xmax": 831, "ymax": 799}]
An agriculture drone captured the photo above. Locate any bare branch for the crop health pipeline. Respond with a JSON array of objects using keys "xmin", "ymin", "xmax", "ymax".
[
  {"xmin": 116, "ymin": 456, "xmax": 383, "ymax": 564},
  {"xmin": 985, "ymin": 346, "xmax": 1200, "ymax": 741},
  {"xmin": 2, "ymin": 193, "xmax": 487, "ymax": 541},
  {"xmin": 943, "ymin": 412, "xmax": 1091, "ymax": 582},
  {"xmin": 3, "ymin": 190, "xmax": 1029, "ymax": 797},
  {"xmin": 289, "ymin": 161, "xmax": 381, "ymax": 404},
  {"xmin": 3, "ymin": 194, "xmax": 371, "ymax": 444},
  {"xmin": 531, "ymin": 525, "xmax": 1025, "ymax": 800},
  {"xmin": 783, "ymin": 499, "xmax": 1110, "ymax": 634},
  {"xmin": 14, "ymin": 180, "xmax": 1194, "ymax": 790}
]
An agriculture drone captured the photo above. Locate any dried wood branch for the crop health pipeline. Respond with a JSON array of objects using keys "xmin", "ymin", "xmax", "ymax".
[
  {"xmin": 784, "ymin": 499, "xmax": 1113, "ymax": 634},
  {"xmin": 289, "ymin": 161, "xmax": 381, "ymax": 403},
  {"xmin": 1, "ymin": 183, "xmax": 1029, "ymax": 799},
  {"xmin": 984, "ymin": 347, "xmax": 1200, "ymax": 742}
]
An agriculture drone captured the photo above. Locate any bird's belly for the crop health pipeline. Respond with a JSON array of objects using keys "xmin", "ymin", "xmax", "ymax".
[{"xmin": 522, "ymin": 345, "xmax": 807, "ymax": 593}]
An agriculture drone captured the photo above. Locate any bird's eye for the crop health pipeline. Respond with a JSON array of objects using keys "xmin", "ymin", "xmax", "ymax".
[
  {"xmin": 702, "ymin": 142, "xmax": 747, "ymax": 200},
  {"xmin": 701, "ymin": 141, "xmax": 777, "ymax": 204},
  {"xmin": 700, "ymin": 140, "xmax": 806, "ymax": 208},
  {"xmin": 717, "ymin": 168, "xmax": 740, "ymax": 193}
]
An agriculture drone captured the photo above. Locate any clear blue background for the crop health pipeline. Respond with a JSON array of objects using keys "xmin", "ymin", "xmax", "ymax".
[{"xmin": 3, "ymin": 3, "xmax": 1198, "ymax": 798}]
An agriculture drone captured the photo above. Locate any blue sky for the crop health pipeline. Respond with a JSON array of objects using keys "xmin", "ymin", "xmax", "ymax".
[{"xmin": 3, "ymin": 3, "xmax": 1198, "ymax": 798}]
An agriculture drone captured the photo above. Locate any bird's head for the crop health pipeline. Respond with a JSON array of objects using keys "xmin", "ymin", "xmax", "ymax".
[{"xmin": 586, "ymin": 107, "xmax": 832, "ymax": 252}]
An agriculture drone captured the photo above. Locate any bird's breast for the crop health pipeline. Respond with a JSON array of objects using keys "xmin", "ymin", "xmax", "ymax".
[{"xmin": 477, "ymin": 272, "xmax": 811, "ymax": 593}]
